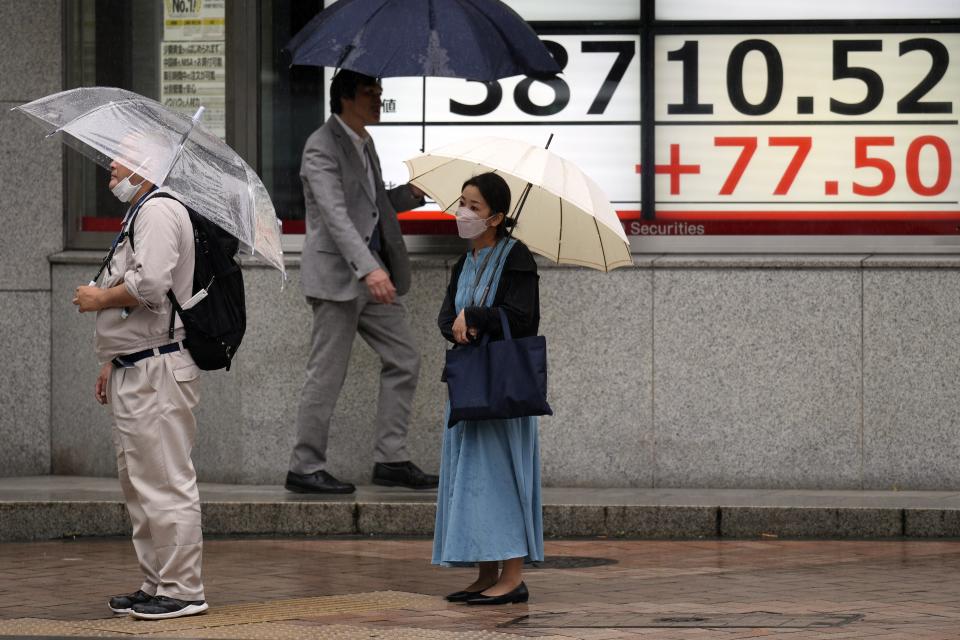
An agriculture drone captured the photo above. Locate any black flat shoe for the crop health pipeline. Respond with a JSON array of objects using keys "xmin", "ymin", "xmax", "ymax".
[
  {"xmin": 466, "ymin": 582, "xmax": 529, "ymax": 605},
  {"xmin": 285, "ymin": 470, "xmax": 355, "ymax": 494},
  {"xmin": 445, "ymin": 589, "xmax": 484, "ymax": 602},
  {"xmin": 372, "ymin": 461, "xmax": 439, "ymax": 490}
]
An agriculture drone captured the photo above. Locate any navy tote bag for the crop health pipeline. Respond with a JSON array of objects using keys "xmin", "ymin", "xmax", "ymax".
[{"xmin": 444, "ymin": 308, "xmax": 553, "ymax": 428}]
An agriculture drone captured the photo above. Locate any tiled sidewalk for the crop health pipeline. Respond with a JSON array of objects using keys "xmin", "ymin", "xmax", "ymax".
[{"xmin": 2, "ymin": 537, "xmax": 960, "ymax": 639}]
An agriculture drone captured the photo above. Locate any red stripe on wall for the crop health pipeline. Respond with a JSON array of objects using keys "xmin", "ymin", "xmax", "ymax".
[
  {"xmin": 82, "ymin": 209, "xmax": 960, "ymax": 236},
  {"xmin": 639, "ymin": 211, "xmax": 960, "ymax": 235}
]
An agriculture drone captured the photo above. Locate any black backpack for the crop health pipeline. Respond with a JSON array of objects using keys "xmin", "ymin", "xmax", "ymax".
[{"xmin": 129, "ymin": 192, "xmax": 246, "ymax": 371}]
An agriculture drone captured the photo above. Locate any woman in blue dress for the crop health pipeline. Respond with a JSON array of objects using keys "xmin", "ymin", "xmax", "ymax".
[{"xmin": 433, "ymin": 171, "xmax": 544, "ymax": 606}]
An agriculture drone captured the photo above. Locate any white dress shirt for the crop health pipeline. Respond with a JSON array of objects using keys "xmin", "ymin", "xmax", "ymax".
[{"xmin": 334, "ymin": 114, "xmax": 376, "ymax": 196}]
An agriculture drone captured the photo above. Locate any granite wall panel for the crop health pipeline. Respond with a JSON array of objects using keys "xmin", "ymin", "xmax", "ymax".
[
  {"xmin": 653, "ymin": 268, "xmax": 863, "ymax": 488},
  {"xmin": 863, "ymin": 268, "xmax": 960, "ymax": 490}
]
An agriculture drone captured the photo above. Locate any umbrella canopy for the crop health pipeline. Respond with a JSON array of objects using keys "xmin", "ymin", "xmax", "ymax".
[
  {"xmin": 405, "ymin": 137, "xmax": 633, "ymax": 272},
  {"xmin": 14, "ymin": 87, "xmax": 285, "ymax": 274},
  {"xmin": 286, "ymin": 0, "xmax": 560, "ymax": 81}
]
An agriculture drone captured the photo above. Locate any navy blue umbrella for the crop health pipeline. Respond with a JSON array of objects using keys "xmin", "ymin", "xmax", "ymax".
[
  {"xmin": 285, "ymin": 0, "xmax": 561, "ymax": 150},
  {"xmin": 286, "ymin": 0, "xmax": 560, "ymax": 81}
]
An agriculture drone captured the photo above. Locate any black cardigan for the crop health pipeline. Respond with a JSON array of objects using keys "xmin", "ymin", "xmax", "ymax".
[{"xmin": 438, "ymin": 241, "xmax": 540, "ymax": 344}]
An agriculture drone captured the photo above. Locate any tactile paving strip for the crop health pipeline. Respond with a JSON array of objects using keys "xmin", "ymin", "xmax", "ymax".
[
  {"xmin": 0, "ymin": 619, "xmax": 551, "ymax": 639},
  {"xmin": 0, "ymin": 619, "xmax": 117, "ymax": 637},
  {"xmin": 0, "ymin": 591, "xmax": 444, "ymax": 637},
  {"xmin": 162, "ymin": 622, "xmax": 545, "ymax": 639}
]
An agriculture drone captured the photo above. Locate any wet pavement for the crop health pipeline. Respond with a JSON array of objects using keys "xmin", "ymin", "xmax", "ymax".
[{"xmin": 2, "ymin": 536, "xmax": 960, "ymax": 639}]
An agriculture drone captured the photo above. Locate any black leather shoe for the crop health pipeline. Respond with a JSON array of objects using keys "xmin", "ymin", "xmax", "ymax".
[
  {"xmin": 130, "ymin": 595, "xmax": 208, "ymax": 620},
  {"xmin": 445, "ymin": 589, "xmax": 484, "ymax": 602},
  {"xmin": 108, "ymin": 589, "xmax": 154, "ymax": 614},
  {"xmin": 372, "ymin": 461, "xmax": 439, "ymax": 490},
  {"xmin": 466, "ymin": 582, "xmax": 529, "ymax": 605},
  {"xmin": 285, "ymin": 470, "xmax": 356, "ymax": 494}
]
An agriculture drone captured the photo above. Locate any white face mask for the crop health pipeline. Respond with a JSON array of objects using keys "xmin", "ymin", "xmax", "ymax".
[
  {"xmin": 110, "ymin": 173, "xmax": 145, "ymax": 203},
  {"xmin": 455, "ymin": 206, "xmax": 490, "ymax": 239},
  {"xmin": 110, "ymin": 157, "xmax": 151, "ymax": 203}
]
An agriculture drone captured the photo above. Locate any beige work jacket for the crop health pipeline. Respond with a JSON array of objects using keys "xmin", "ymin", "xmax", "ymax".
[{"xmin": 94, "ymin": 193, "xmax": 195, "ymax": 365}]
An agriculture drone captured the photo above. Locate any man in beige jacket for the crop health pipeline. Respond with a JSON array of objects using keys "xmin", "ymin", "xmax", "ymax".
[{"xmin": 73, "ymin": 146, "xmax": 208, "ymax": 620}]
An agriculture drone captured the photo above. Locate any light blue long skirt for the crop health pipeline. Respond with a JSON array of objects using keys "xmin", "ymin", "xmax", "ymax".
[{"xmin": 431, "ymin": 405, "xmax": 544, "ymax": 566}]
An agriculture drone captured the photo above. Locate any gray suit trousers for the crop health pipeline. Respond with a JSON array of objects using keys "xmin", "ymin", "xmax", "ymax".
[{"xmin": 290, "ymin": 291, "xmax": 420, "ymax": 474}]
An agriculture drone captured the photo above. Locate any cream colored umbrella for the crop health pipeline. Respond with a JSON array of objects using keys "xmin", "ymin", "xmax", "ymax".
[{"xmin": 404, "ymin": 136, "xmax": 632, "ymax": 271}]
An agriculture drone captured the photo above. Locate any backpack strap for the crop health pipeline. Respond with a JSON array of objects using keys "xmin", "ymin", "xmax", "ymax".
[
  {"xmin": 166, "ymin": 290, "xmax": 184, "ymax": 340},
  {"xmin": 91, "ymin": 188, "xmax": 160, "ymax": 283},
  {"xmin": 127, "ymin": 209, "xmax": 139, "ymax": 251},
  {"xmin": 127, "ymin": 189, "xmax": 174, "ymax": 251},
  {"xmin": 135, "ymin": 190, "xmax": 187, "ymax": 340}
]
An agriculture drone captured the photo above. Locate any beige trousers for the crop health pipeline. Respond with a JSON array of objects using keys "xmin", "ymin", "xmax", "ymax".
[{"xmin": 109, "ymin": 349, "xmax": 204, "ymax": 601}]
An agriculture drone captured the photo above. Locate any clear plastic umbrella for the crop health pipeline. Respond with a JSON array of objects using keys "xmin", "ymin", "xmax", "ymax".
[
  {"xmin": 14, "ymin": 87, "xmax": 285, "ymax": 275},
  {"xmin": 405, "ymin": 137, "xmax": 633, "ymax": 272}
]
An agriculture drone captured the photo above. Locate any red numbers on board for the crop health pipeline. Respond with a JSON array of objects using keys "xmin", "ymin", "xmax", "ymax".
[{"xmin": 707, "ymin": 136, "xmax": 951, "ymax": 197}]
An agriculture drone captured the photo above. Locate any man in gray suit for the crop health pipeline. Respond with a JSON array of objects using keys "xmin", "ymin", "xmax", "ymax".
[{"xmin": 286, "ymin": 70, "xmax": 438, "ymax": 494}]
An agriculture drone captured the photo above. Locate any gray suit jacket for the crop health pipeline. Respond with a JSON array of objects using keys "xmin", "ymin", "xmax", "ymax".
[{"xmin": 299, "ymin": 116, "xmax": 422, "ymax": 301}]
